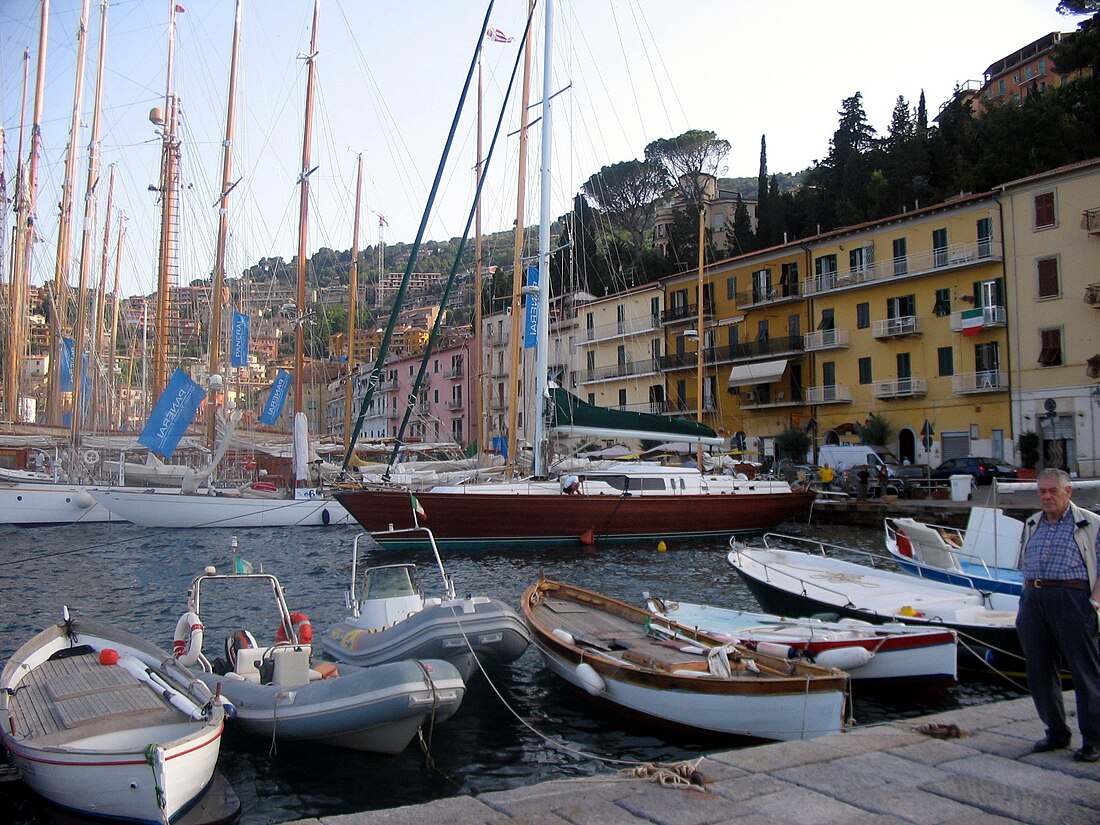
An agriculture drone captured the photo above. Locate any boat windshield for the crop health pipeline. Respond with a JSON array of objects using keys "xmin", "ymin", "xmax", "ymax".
[{"xmin": 360, "ymin": 565, "xmax": 419, "ymax": 600}]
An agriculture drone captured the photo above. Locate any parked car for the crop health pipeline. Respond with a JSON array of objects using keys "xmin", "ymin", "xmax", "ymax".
[
  {"xmin": 894, "ymin": 463, "xmax": 934, "ymax": 497},
  {"xmin": 929, "ymin": 456, "xmax": 1018, "ymax": 486}
]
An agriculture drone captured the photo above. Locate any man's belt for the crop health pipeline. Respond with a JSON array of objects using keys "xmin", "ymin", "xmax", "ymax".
[{"xmin": 1024, "ymin": 578, "xmax": 1089, "ymax": 590}]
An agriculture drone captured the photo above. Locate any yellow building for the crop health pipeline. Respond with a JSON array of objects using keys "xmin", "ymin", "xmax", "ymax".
[{"xmin": 1001, "ymin": 158, "xmax": 1100, "ymax": 477}]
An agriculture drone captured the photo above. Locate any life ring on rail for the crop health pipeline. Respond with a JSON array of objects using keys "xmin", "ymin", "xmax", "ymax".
[
  {"xmin": 172, "ymin": 611, "xmax": 204, "ymax": 666},
  {"xmin": 82, "ymin": 449, "xmax": 101, "ymax": 466},
  {"xmin": 275, "ymin": 611, "xmax": 313, "ymax": 645}
]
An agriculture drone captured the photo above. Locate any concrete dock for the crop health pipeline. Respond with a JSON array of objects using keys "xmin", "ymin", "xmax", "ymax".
[{"xmin": 287, "ymin": 691, "xmax": 1099, "ymax": 825}]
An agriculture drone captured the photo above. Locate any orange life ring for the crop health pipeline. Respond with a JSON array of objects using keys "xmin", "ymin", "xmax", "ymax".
[
  {"xmin": 275, "ymin": 611, "xmax": 313, "ymax": 645},
  {"xmin": 172, "ymin": 611, "xmax": 204, "ymax": 666}
]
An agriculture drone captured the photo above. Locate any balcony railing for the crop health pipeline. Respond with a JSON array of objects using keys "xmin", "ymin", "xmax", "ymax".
[
  {"xmin": 1084, "ymin": 208, "xmax": 1100, "ymax": 235},
  {"xmin": 612, "ymin": 401, "xmax": 669, "ymax": 414},
  {"xmin": 803, "ymin": 239, "xmax": 1003, "ymax": 296},
  {"xmin": 952, "ymin": 370, "xmax": 1007, "ymax": 394},
  {"xmin": 443, "ymin": 365, "xmax": 464, "ymax": 379},
  {"xmin": 872, "ymin": 316, "xmax": 921, "ymax": 339},
  {"xmin": 660, "ymin": 302, "xmax": 715, "ymax": 325},
  {"xmin": 734, "ymin": 281, "xmax": 801, "ymax": 308},
  {"xmin": 444, "ymin": 398, "xmax": 464, "ymax": 410},
  {"xmin": 803, "ymin": 328, "xmax": 850, "ymax": 351},
  {"xmin": 739, "ymin": 388, "xmax": 801, "ymax": 408},
  {"xmin": 489, "ymin": 333, "xmax": 510, "ymax": 348},
  {"xmin": 582, "ymin": 316, "xmax": 661, "ymax": 343},
  {"xmin": 583, "ymin": 359, "xmax": 662, "ymax": 383},
  {"xmin": 490, "ymin": 398, "xmax": 508, "ymax": 411},
  {"xmin": 872, "ymin": 377, "xmax": 927, "ymax": 399},
  {"xmin": 949, "ymin": 305, "xmax": 1006, "ymax": 332},
  {"xmin": 658, "ymin": 335, "xmax": 805, "ymax": 370},
  {"xmin": 804, "ymin": 384, "xmax": 853, "ymax": 404}
]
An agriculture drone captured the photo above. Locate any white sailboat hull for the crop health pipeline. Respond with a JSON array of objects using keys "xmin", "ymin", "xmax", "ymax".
[
  {"xmin": 92, "ymin": 488, "xmax": 352, "ymax": 528},
  {"xmin": 0, "ymin": 484, "xmax": 123, "ymax": 525}
]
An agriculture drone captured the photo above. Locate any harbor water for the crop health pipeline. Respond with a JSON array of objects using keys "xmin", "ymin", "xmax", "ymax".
[{"xmin": 0, "ymin": 520, "xmax": 1024, "ymax": 824}]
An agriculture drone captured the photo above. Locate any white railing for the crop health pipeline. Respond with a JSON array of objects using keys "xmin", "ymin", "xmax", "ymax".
[
  {"xmin": 804, "ymin": 384, "xmax": 853, "ymax": 404},
  {"xmin": 803, "ymin": 328, "xmax": 850, "ymax": 351},
  {"xmin": 872, "ymin": 377, "xmax": 927, "ymax": 399},
  {"xmin": 949, "ymin": 305, "xmax": 1006, "ymax": 331},
  {"xmin": 872, "ymin": 316, "xmax": 921, "ymax": 338},
  {"xmin": 952, "ymin": 370, "xmax": 1007, "ymax": 394},
  {"xmin": 583, "ymin": 316, "xmax": 660, "ymax": 343}
]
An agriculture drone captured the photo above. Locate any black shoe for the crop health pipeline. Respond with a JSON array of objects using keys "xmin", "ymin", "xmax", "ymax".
[
  {"xmin": 1031, "ymin": 735, "xmax": 1071, "ymax": 753},
  {"xmin": 1073, "ymin": 745, "xmax": 1100, "ymax": 763}
]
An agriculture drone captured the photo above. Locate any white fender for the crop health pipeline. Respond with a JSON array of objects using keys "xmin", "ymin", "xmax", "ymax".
[
  {"xmin": 552, "ymin": 628, "xmax": 575, "ymax": 646},
  {"xmin": 755, "ymin": 641, "xmax": 796, "ymax": 660},
  {"xmin": 815, "ymin": 646, "xmax": 873, "ymax": 671},
  {"xmin": 74, "ymin": 491, "xmax": 96, "ymax": 510},
  {"xmin": 172, "ymin": 611, "xmax": 204, "ymax": 667},
  {"xmin": 575, "ymin": 662, "xmax": 605, "ymax": 696}
]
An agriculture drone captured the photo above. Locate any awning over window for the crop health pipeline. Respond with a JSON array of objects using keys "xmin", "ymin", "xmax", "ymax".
[{"xmin": 728, "ymin": 359, "xmax": 788, "ymax": 388}]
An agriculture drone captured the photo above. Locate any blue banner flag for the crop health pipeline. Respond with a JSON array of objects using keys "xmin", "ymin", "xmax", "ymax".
[
  {"xmin": 523, "ymin": 266, "xmax": 540, "ymax": 349},
  {"xmin": 260, "ymin": 369, "xmax": 292, "ymax": 425},
  {"xmin": 230, "ymin": 312, "xmax": 250, "ymax": 367},
  {"xmin": 138, "ymin": 368, "xmax": 206, "ymax": 458},
  {"xmin": 60, "ymin": 337, "xmax": 76, "ymax": 392}
]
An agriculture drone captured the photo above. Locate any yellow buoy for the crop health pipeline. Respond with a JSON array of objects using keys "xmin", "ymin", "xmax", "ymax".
[{"xmin": 657, "ymin": 540, "xmax": 667, "ymax": 553}]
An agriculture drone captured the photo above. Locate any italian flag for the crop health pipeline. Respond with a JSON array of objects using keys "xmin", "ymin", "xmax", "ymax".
[
  {"xmin": 410, "ymin": 493, "xmax": 426, "ymax": 521},
  {"xmin": 961, "ymin": 307, "xmax": 984, "ymax": 337}
]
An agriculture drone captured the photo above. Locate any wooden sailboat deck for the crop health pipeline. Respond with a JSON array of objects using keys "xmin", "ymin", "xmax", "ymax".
[{"xmin": 9, "ymin": 651, "xmax": 177, "ymax": 746}]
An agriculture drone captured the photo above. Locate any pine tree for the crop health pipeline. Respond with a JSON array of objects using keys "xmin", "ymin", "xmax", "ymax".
[{"xmin": 755, "ymin": 135, "xmax": 772, "ymax": 250}]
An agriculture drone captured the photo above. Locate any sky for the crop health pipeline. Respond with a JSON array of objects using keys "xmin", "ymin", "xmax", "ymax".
[{"xmin": 0, "ymin": 0, "xmax": 1086, "ymax": 300}]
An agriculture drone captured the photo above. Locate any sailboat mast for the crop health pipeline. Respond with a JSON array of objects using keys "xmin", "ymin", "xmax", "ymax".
[
  {"xmin": 343, "ymin": 154, "xmax": 363, "ymax": 452},
  {"xmin": 4, "ymin": 50, "xmax": 30, "ymax": 424},
  {"xmin": 294, "ymin": 0, "xmax": 320, "ymax": 418},
  {"xmin": 108, "ymin": 216, "xmax": 125, "ymax": 429},
  {"xmin": 207, "ymin": 0, "xmax": 244, "ymax": 450},
  {"xmin": 473, "ymin": 53, "xmax": 485, "ymax": 454},
  {"xmin": 153, "ymin": 0, "xmax": 181, "ymax": 398},
  {"xmin": 47, "ymin": 0, "xmax": 91, "ymax": 426},
  {"xmin": 71, "ymin": 0, "xmax": 109, "ymax": 443},
  {"xmin": 505, "ymin": 0, "xmax": 536, "ymax": 472},
  {"xmin": 90, "ymin": 164, "xmax": 115, "ymax": 431},
  {"xmin": 532, "ymin": 0, "xmax": 554, "ymax": 477},
  {"xmin": 695, "ymin": 204, "xmax": 706, "ymax": 470}
]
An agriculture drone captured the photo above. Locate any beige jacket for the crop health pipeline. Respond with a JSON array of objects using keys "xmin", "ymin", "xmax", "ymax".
[{"xmin": 1016, "ymin": 502, "xmax": 1100, "ymax": 589}]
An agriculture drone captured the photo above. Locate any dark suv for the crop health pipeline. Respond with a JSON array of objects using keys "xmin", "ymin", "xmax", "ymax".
[{"xmin": 929, "ymin": 456, "xmax": 1017, "ymax": 485}]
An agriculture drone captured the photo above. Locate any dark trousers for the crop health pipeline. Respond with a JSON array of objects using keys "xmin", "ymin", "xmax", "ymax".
[{"xmin": 1016, "ymin": 586, "xmax": 1100, "ymax": 746}]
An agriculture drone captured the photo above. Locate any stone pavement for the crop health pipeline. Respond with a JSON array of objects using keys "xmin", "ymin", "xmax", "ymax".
[{"xmin": 285, "ymin": 691, "xmax": 1100, "ymax": 825}]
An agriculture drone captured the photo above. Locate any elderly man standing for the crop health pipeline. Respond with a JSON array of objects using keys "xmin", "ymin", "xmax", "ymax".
[{"xmin": 1015, "ymin": 468, "xmax": 1100, "ymax": 762}]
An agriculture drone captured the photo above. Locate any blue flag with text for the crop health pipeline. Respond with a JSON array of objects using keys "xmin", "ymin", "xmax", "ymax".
[
  {"xmin": 138, "ymin": 368, "xmax": 206, "ymax": 458},
  {"xmin": 230, "ymin": 312, "xmax": 250, "ymax": 367},
  {"xmin": 260, "ymin": 369, "xmax": 292, "ymax": 425},
  {"xmin": 523, "ymin": 266, "xmax": 539, "ymax": 349}
]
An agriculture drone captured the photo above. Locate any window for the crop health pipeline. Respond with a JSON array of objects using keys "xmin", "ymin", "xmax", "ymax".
[
  {"xmin": 616, "ymin": 304, "xmax": 626, "ymax": 333},
  {"xmin": 433, "ymin": 359, "xmax": 439, "ymax": 373},
  {"xmin": 651, "ymin": 338, "xmax": 661, "ymax": 361},
  {"xmin": 856, "ymin": 302, "xmax": 870, "ymax": 329},
  {"xmin": 726, "ymin": 277, "xmax": 736, "ymax": 300},
  {"xmin": 650, "ymin": 296, "xmax": 660, "ymax": 324},
  {"xmin": 892, "ymin": 238, "xmax": 907, "ymax": 275},
  {"xmin": 756, "ymin": 319, "xmax": 769, "ymax": 343},
  {"xmin": 849, "ymin": 246, "xmax": 873, "ymax": 275},
  {"xmin": 998, "ymin": 79, "xmax": 1005, "ymax": 95},
  {"xmin": 938, "ymin": 347, "xmax": 954, "ymax": 376},
  {"xmin": 752, "ymin": 268, "xmax": 773, "ymax": 303},
  {"xmin": 781, "ymin": 262, "xmax": 799, "ymax": 296},
  {"xmin": 932, "ymin": 228, "xmax": 948, "ymax": 267},
  {"xmin": 1034, "ymin": 192, "xmax": 1055, "ymax": 228},
  {"xmin": 1037, "ymin": 257, "xmax": 1059, "ymax": 298},
  {"xmin": 676, "ymin": 379, "xmax": 687, "ymax": 411},
  {"xmin": 587, "ymin": 393, "xmax": 595, "ymax": 405},
  {"xmin": 976, "ymin": 217, "xmax": 993, "ymax": 257},
  {"xmin": 586, "ymin": 350, "xmax": 595, "ymax": 372},
  {"xmin": 976, "ymin": 342, "xmax": 1000, "ymax": 380},
  {"xmin": 618, "ymin": 389, "xmax": 628, "ymax": 408},
  {"xmin": 585, "ymin": 312, "xmax": 593, "ymax": 337},
  {"xmin": 712, "ymin": 212, "xmax": 726, "ymax": 231},
  {"xmin": 616, "ymin": 345, "xmax": 627, "ymax": 367},
  {"xmin": 933, "ymin": 288, "xmax": 951, "ymax": 317},
  {"xmin": 451, "ymin": 418, "xmax": 463, "ymax": 441},
  {"xmin": 433, "ymin": 389, "xmax": 438, "ymax": 403},
  {"xmin": 858, "ymin": 357, "xmax": 872, "ymax": 385},
  {"xmin": 822, "ymin": 361, "xmax": 836, "ymax": 400},
  {"xmin": 815, "ymin": 255, "xmax": 837, "ymax": 289},
  {"xmin": 818, "ymin": 308, "xmax": 835, "ymax": 330},
  {"xmin": 1038, "ymin": 328, "xmax": 1062, "ymax": 366}
]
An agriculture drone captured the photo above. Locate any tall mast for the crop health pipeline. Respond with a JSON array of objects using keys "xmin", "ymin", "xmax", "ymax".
[
  {"xmin": 107, "ymin": 216, "xmax": 125, "ymax": 429},
  {"xmin": 532, "ymin": 0, "xmax": 554, "ymax": 477},
  {"xmin": 294, "ymin": 0, "xmax": 320, "ymax": 418},
  {"xmin": 90, "ymin": 164, "xmax": 116, "ymax": 431},
  {"xmin": 153, "ymin": 0, "xmax": 182, "ymax": 398},
  {"xmin": 695, "ymin": 203, "xmax": 706, "ymax": 470},
  {"xmin": 505, "ymin": 0, "xmax": 535, "ymax": 472},
  {"xmin": 343, "ymin": 154, "xmax": 363, "ymax": 452},
  {"xmin": 207, "ymin": 0, "xmax": 244, "ymax": 449},
  {"xmin": 473, "ymin": 46, "xmax": 485, "ymax": 454},
  {"xmin": 71, "ymin": 0, "xmax": 109, "ymax": 442},
  {"xmin": 5, "ymin": 48, "xmax": 31, "ymax": 423},
  {"xmin": 47, "ymin": 0, "xmax": 91, "ymax": 426}
]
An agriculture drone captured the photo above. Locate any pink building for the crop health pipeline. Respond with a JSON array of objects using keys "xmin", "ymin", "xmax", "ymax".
[{"xmin": 387, "ymin": 340, "xmax": 475, "ymax": 445}]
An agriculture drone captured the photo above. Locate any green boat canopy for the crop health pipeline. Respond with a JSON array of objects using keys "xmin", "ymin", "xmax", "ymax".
[{"xmin": 548, "ymin": 388, "xmax": 722, "ymax": 446}]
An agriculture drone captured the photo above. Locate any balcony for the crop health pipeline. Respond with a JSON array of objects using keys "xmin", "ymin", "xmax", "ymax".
[
  {"xmin": 490, "ymin": 398, "xmax": 508, "ymax": 412},
  {"xmin": 734, "ymin": 281, "xmax": 801, "ymax": 308},
  {"xmin": 443, "ymin": 364, "xmax": 464, "ymax": 379},
  {"xmin": 376, "ymin": 379, "xmax": 397, "ymax": 392},
  {"xmin": 660, "ymin": 302, "xmax": 715, "ymax": 325},
  {"xmin": 872, "ymin": 316, "xmax": 921, "ymax": 339},
  {"xmin": 489, "ymin": 333, "xmax": 510, "ymax": 348},
  {"xmin": 583, "ymin": 359, "xmax": 661, "ymax": 384},
  {"xmin": 739, "ymin": 388, "xmax": 802, "ymax": 409},
  {"xmin": 445, "ymin": 398, "xmax": 464, "ymax": 410},
  {"xmin": 611, "ymin": 401, "xmax": 669, "ymax": 414},
  {"xmin": 803, "ymin": 328, "xmax": 850, "ymax": 352},
  {"xmin": 582, "ymin": 316, "xmax": 661, "ymax": 343},
  {"xmin": 949, "ymin": 305, "xmax": 1006, "ymax": 332},
  {"xmin": 1085, "ymin": 283, "xmax": 1100, "ymax": 307},
  {"xmin": 804, "ymin": 384, "xmax": 853, "ymax": 404},
  {"xmin": 803, "ymin": 239, "xmax": 1003, "ymax": 296},
  {"xmin": 659, "ymin": 335, "xmax": 805, "ymax": 370},
  {"xmin": 1084, "ymin": 208, "xmax": 1100, "ymax": 235},
  {"xmin": 952, "ymin": 370, "xmax": 1007, "ymax": 394},
  {"xmin": 872, "ymin": 377, "xmax": 927, "ymax": 400}
]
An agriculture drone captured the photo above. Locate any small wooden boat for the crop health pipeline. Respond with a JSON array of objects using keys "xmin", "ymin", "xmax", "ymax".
[
  {"xmin": 320, "ymin": 528, "xmax": 529, "ymax": 681},
  {"xmin": 1, "ymin": 610, "xmax": 225, "ymax": 824},
  {"xmin": 179, "ymin": 564, "xmax": 465, "ymax": 754},
  {"xmin": 521, "ymin": 577, "xmax": 849, "ymax": 742},
  {"xmin": 727, "ymin": 533, "xmax": 1022, "ymax": 674},
  {"xmin": 645, "ymin": 597, "xmax": 958, "ymax": 685},
  {"xmin": 885, "ymin": 510, "xmax": 1024, "ymax": 596}
]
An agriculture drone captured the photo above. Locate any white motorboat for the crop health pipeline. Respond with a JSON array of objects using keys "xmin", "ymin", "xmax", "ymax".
[
  {"xmin": 177, "ymin": 560, "xmax": 464, "ymax": 753},
  {"xmin": 645, "ymin": 596, "xmax": 958, "ymax": 685},
  {"xmin": 1, "ymin": 610, "xmax": 225, "ymax": 824},
  {"xmin": 321, "ymin": 527, "xmax": 529, "ymax": 680}
]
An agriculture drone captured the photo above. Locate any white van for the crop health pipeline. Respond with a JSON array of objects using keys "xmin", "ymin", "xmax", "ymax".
[{"xmin": 818, "ymin": 444, "xmax": 902, "ymax": 476}]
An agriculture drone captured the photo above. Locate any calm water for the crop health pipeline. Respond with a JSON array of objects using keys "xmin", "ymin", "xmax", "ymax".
[{"xmin": 0, "ymin": 520, "xmax": 1023, "ymax": 824}]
